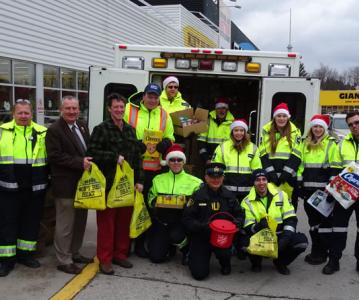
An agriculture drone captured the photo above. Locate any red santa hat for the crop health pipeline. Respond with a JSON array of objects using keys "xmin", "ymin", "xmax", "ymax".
[
  {"xmin": 161, "ymin": 144, "xmax": 186, "ymax": 166},
  {"xmin": 273, "ymin": 102, "xmax": 291, "ymax": 118},
  {"xmin": 310, "ymin": 114, "xmax": 330, "ymax": 130},
  {"xmin": 215, "ymin": 97, "xmax": 229, "ymax": 109},
  {"xmin": 230, "ymin": 119, "xmax": 248, "ymax": 132},
  {"xmin": 163, "ymin": 76, "xmax": 179, "ymax": 89}
]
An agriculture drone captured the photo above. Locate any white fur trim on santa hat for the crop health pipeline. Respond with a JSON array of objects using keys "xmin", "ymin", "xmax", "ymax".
[
  {"xmin": 165, "ymin": 150, "xmax": 186, "ymax": 165},
  {"xmin": 310, "ymin": 119, "xmax": 328, "ymax": 130},
  {"xmin": 215, "ymin": 102, "xmax": 228, "ymax": 109},
  {"xmin": 273, "ymin": 109, "xmax": 290, "ymax": 118},
  {"xmin": 230, "ymin": 120, "xmax": 248, "ymax": 132},
  {"xmin": 163, "ymin": 76, "xmax": 179, "ymax": 89}
]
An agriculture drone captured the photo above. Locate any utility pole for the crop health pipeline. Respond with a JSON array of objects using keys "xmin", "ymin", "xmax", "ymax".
[{"xmin": 287, "ymin": 8, "xmax": 293, "ymax": 52}]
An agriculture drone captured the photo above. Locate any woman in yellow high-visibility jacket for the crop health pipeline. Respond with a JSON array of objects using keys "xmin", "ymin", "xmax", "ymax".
[
  {"xmin": 297, "ymin": 114, "xmax": 341, "ymax": 265},
  {"xmin": 258, "ymin": 103, "xmax": 302, "ymax": 201},
  {"xmin": 212, "ymin": 119, "xmax": 262, "ymax": 202}
]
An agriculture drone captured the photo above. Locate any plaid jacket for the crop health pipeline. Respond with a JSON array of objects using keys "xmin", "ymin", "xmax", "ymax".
[{"xmin": 87, "ymin": 119, "xmax": 144, "ymax": 190}]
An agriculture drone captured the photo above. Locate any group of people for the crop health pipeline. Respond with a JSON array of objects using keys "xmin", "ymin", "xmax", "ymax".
[{"xmin": 0, "ymin": 75, "xmax": 358, "ymax": 281}]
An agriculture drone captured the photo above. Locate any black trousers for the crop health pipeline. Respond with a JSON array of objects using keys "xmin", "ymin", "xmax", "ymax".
[
  {"xmin": 148, "ymin": 220, "xmax": 186, "ymax": 263},
  {"xmin": 328, "ymin": 201, "xmax": 359, "ymax": 261},
  {"xmin": 249, "ymin": 232, "xmax": 308, "ymax": 267},
  {"xmin": 303, "ymin": 194, "xmax": 333, "ymax": 258},
  {"xmin": 188, "ymin": 233, "xmax": 231, "ymax": 280},
  {"xmin": 0, "ymin": 189, "xmax": 45, "ymax": 265}
]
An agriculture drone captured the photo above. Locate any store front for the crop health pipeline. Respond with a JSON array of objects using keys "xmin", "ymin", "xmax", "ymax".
[{"xmin": 320, "ymin": 90, "xmax": 359, "ymax": 114}]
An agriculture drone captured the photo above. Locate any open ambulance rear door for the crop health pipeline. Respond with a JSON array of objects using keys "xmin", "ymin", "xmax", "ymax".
[
  {"xmin": 257, "ymin": 77, "xmax": 320, "ymax": 142},
  {"xmin": 88, "ymin": 67, "xmax": 149, "ymax": 131}
]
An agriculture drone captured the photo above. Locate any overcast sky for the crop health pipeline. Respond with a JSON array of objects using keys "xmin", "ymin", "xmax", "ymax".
[{"xmin": 228, "ymin": 0, "xmax": 359, "ymax": 74}]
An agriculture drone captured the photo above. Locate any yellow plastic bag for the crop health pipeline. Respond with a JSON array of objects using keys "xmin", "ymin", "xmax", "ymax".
[
  {"xmin": 107, "ymin": 161, "xmax": 135, "ymax": 208},
  {"xmin": 247, "ymin": 216, "xmax": 278, "ymax": 258},
  {"xmin": 129, "ymin": 192, "xmax": 152, "ymax": 238},
  {"xmin": 74, "ymin": 163, "xmax": 106, "ymax": 210}
]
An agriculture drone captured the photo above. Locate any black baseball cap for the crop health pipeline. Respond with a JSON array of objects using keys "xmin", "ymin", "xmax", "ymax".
[{"xmin": 144, "ymin": 83, "xmax": 161, "ymax": 96}]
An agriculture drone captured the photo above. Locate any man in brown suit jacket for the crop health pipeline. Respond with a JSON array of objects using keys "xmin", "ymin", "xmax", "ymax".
[{"xmin": 46, "ymin": 95, "xmax": 93, "ymax": 274}]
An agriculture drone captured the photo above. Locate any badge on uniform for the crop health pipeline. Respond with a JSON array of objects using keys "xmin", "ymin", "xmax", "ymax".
[{"xmin": 211, "ymin": 202, "xmax": 220, "ymax": 211}]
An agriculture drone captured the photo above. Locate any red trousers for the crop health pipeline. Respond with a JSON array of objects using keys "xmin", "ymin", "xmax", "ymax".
[{"xmin": 96, "ymin": 206, "xmax": 133, "ymax": 264}]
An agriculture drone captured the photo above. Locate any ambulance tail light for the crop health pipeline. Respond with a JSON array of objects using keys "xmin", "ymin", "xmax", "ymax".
[
  {"xmin": 222, "ymin": 61, "xmax": 237, "ymax": 72},
  {"xmin": 175, "ymin": 59, "xmax": 190, "ymax": 69},
  {"xmin": 152, "ymin": 58, "xmax": 167, "ymax": 68},
  {"xmin": 245, "ymin": 62, "xmax": 261, "ymax": 73},
  {"xmin": 122, "ymin": 56, "xmax": 144, "ymax": 70},
  {"xmin": 198, "ymin": 60, "xmax": 214, "ymax": 70},
  {"xmin": 269, "ymin": 64, "xmax": 291, "ymax": 77}
]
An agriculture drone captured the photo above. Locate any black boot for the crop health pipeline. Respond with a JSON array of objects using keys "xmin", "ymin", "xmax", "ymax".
[
  {"xmin": 220, "ymin": 260, "xmax": 231, "ymax": 275},
  {"xmin": 17, "ymin": 255, "xmax": 41, "ymax": 268},
  {"xmin": 134, "ymin": 234, "xmax": 148, "ymax": 258},
  {"xmin": 0, "ymin": 262, "xmax": 14, "ymax": 277},
  {"xmin": 322, "ymin": 259, "xmax": 340, "ymax": 275},
  {"xmin": 273, "ymin": 260, "xmax": 290, "ymax": 275},
  {"xmin": 305, "ymin": 230, "xmax": 327, "ymax": 265}
]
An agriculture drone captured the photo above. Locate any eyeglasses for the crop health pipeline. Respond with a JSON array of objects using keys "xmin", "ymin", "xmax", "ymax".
[
  {"xmin": 16, "ymin": 99, "xmax": 31, "ymax": 104},
  {"xmin": 169, "ymin": 158, "xmax": 183, "ymax": 163},
  {"xmin": 167, "ymin": 86, "xmax": 178, "ymax": 90},
  {"xmin": 348, "ymin": 120, "xmax": 359, "ymax": 127}
]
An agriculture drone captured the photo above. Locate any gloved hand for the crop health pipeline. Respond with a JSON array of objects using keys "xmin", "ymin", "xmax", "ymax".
[
  {"xmin": 278, "ymin": 172, "xmax": 291, "ymax": 185},
  {"xmin": 156, "ymin": 138, "xmax": 172, "ymax": 155},
  {"xmin": 253, "ymin": 217, "xmax": 268, "ymax": 233},
  {"xmin": 268, "ymin": 172, "xmax": 280, "ymax": 186},
  {"xmin": 138, "ymin": 142, "xmax": 147, "ymax": 154},
  {"xmin": 278, "ymin": 231, "xmax": 293, "ymax": 252}
]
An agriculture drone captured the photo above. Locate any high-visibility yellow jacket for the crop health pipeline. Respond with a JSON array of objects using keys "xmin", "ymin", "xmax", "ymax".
[
  {"xmin": 338, "ymin": 133, "xmax": 359, "ymax": 168},
  {"xmin": 0, "ymin": 120, "xmax": 48, "ymax": 192},
  {"xmin": 241, "ymin": 183, "xmax": 297, "ymax": 234},
  {"xmin": 259, "ymin": 121, "xmax": 302, "ymax": 186},
  {"xmin": 148, "ymin": 169, "xmax": 203, "ymax": 222},
  {"xmin": 197, "ymin": 110, "xmax": 234, "ymax": 161},
  {"xmin": 125, "ymin": 92, "xmax": 175, "ymax": 171},
  {"xmin": 297, "ymin": 134, "xmax": 341, "ymax": 191},
  {"xmin": 212, "ymin": 140, "xmax": 262, "ymax": 197},
  {"xmin": 159, "ymin": 90, "xmax": 190, "ymax": 115}
]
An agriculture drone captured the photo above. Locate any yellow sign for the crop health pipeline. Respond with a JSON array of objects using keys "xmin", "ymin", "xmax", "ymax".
[
  {"xmin": 183, "ymin": 26, "xmax": 216, "ymax": 48},
  {"xmin": 320, "ymin": 90, "xmax": 359, "ymax": 106}
]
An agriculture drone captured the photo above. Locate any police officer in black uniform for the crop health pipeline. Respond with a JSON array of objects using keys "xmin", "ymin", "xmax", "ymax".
[{"xmin": 182, "ymin": 163, "xmax": 243, "ymax": 280}]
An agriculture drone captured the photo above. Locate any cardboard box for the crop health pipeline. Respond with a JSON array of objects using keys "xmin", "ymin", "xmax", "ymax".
[{"xmin": 170, "ymin": 108, "xmax": 208, "ymax": 137}]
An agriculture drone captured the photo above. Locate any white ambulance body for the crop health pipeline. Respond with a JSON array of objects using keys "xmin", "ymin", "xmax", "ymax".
[{"xmin": 89, "ymin": 44, "xmax": 320, "ymax": 142}]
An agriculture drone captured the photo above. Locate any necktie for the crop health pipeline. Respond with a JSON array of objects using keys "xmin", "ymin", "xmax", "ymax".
[{"xmin": 71, "ymin": 125, "xmax": 86, "ymax": 155}]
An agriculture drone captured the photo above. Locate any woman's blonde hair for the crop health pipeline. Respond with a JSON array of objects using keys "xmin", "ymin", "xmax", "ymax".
[
  {"xmin": 268, "ymin": 119, "xmax": 292, "ymax": 154},
  {"xmin": 231, "ymin": 131, "xmax": 251, "ymax": 152},
  {"xmin": 305, "ymin": 128, "xmax": 326, "ymax": 151}
]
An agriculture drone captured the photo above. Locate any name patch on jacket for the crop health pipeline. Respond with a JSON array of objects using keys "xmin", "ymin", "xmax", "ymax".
[
  {"xmin": 199, "ymin": 202, "xmax": 207, "ymax": 206},
  {"xmin": 276, "ymin": 201, "xmax": 283, "ymax": 207}
]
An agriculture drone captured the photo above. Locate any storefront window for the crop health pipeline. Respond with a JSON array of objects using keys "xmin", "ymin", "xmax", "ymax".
[
  {"xmin": 78, "ymin": 92, "xmax": 89, "ymax": 122},
  {"xmin": 44, "ymin": 65, "xmax": 60, "ymax": 88},
  {"xmin": 0, "ymin": 85, "xmax": 12, "ymax": 124},
  {"xmin": 61, "ymin": 68, "xmax": 76, "ymax": 89},
  {"xmin": 14, "ymin": 61, "xmax": 36, "ymax": 86},
  {"xmin": 78, "ymin": 71, "xmax": 88, "ymax": 91},
  {"xmin": 0, "ymin": 59, "xmax": 11, "ymax": 83}
]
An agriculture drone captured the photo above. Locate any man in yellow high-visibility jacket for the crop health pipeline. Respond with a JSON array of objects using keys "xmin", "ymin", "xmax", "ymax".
[
  {"xmin": 124, "ymin": 83, "xmax": 175, "ymax": 257},
  {"xmin": 0, "ymin": 99, "xmax": 48, "ymax": 277}
]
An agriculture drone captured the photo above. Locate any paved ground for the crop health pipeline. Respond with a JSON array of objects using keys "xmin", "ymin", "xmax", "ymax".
[{"xmin": 1, "ymin": 203, "xmax": 359, "ymax": 300}]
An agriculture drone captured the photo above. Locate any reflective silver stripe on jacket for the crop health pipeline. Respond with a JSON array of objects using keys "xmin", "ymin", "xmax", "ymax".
[
  {"xmin": 0, "ymin": 247, "xmax": 16, "ymax": 256},
  {"xmin": 343, "ymin": 160, "xmax": 354, "ymax": 166},
  {"xmin": 17, "ymin": 240, "xmax": 36, "ymax": 251},
  {"xmin": 207, "ymin": 137, "xmax": 226, "ymax": 143},
  {"xmin": 332, "ymin": 227, "xmax": 348, "ymax": 233},
  {"xmin": 309, "ymin": 225, "xmax": 320, "ymax": 231},
  {"xmin": 0, "ymin": 180, "xmax": 18, "ymax": 189},
  {"xmin": 224, "ymin": 185, "xmax": 251, "ymax": 192},
  {"xmin": 32, "ymin": 184, "xmax": 47, "ymax": 191},
  {"xmin": 269, "ymin": 152, "xmax": 290, "ymax": 158},
  {"xmin": 318, "ymin": 228, "xmax": 333, "ymax": 233},
  {"xmin": 292, "ymin": 148, "xmax": 301, "ymax": 156},
  {"xmin": 304, "ymin": 163, "xmax": 328, "ymax": 168},
  {"xmin": 283, "ymin": 166, "xmax": 296, "ymax": 176},
  {"xmin": 220, "ymin": 143, "xmax": 225, "ymax": 162},
  {"xmin": 197, "ymin": 135, "xmax": 206, "ymax": 142},
  {"xmin": 0, "ymin": 156, "xmax": 14, "ymax": 162},
  {"xmin": 226, "ymin": 166, "xmax": 251, "ymax": 172},
  {"xmin": 303, "ymin": 182, "xmax": 327, "ymax": 188},
  {"xmin": 282, "ymin": 210, "xmax": 295, "ymax": 218},
  {"xmin": 331, "ymin": 162, "xmax": 342, "ymax": 167},
  {"xmin": 284, "ymin": 225, "xmax": 296, "ymax": 232},
  {"xmin": 265, "ymin": 166, "xmax": 275, "ymax": 172},
  {"xmin": 199, "ymin": 148, "xmax": 207, "ymax": 154}
]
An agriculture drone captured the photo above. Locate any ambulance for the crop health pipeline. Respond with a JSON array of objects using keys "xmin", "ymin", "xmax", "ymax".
[{"xmin": 89, "ymin": 44, "xmax": 320, "ymax": 143}]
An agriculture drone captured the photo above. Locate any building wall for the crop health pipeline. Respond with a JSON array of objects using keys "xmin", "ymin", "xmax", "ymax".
[{"xmin": 0, "ymin": 0, "xmax": 182, "ymax": 70}]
